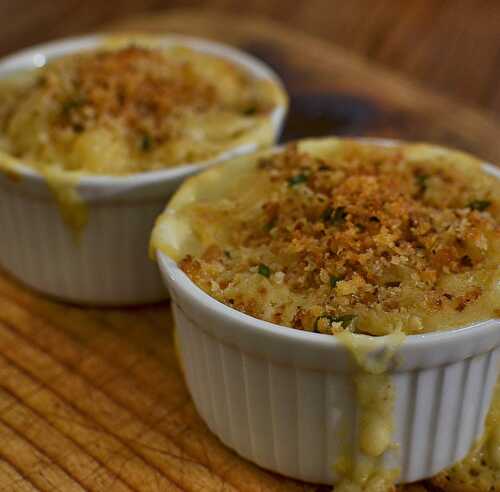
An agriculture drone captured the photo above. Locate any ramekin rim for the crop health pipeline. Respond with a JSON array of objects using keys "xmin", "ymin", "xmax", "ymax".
[{"xmin": 0, "ymin": 32, "xmax": 287, "ymax": 189}]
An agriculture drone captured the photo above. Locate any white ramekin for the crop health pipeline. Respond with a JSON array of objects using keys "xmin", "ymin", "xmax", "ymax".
[
  {"xmin": 0, "ymin": 34, "xmax": 287, "ymax": 305},
  {"xmin": 156, "ymin": 158, "xmax": 500, "ymax": 484}
]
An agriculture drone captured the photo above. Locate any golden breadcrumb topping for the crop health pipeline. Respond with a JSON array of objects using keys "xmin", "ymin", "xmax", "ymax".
[
  {"xmin": 179, "ymin": 141, "xmax": 500, "ymax": 336},
  {"xmin": 0, "ymin": 44, "xmax": 282, "ymax": 174},
  {"xmin": 50, "ymin": 47, "xmax": 217, "ymax": 141}
]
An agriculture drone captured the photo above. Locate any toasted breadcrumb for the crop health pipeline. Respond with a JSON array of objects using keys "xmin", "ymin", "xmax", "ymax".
[{"xmin": 180, "ymin": 142, "xmax": 500, "ymax": 336}]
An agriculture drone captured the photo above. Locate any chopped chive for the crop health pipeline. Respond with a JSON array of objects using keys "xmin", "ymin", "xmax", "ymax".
[
  {"xmin": 335, "ymin": 314, "xmax": 356, "ymax": 328},
  {"xmin": 331, "ymin": 207, "xmax": 347, "ymax": 225},
  {"xmin": 321, "ymin": 206, "xmax": 347, "ymax": 225},
  {"xmin": 264, "ymin": 217, "xmax": 277, "ymax": 232},
  {"xmin": 460, "ymin": 255, "xmax": 473, "ymax": 267},
  {"xmin": 314, "ymin": 314, "xmax": 356, "ymax": 332},
  {"xmin": 320, "ymin": 207, "xmax": 333, "ymax": 222},
  {"xmin": 141, "ymin": 134, "xmax": 153, "ymax": 152},
  {"xmin": 288, "ymin": 173, "xmax": 308, "ymax": 187},
  {"xmin": 62, "ymin": 97, "xmax": 85, "ymax": 116},
  {"xmin": 243, "ymin": 105, "xmax": 257, "ymax": 115},
  {"xmin": 415, "ymin": 174, "xmax": 429, "ymax": 189},
  {"xmin": 258, "ymin": 264, "xmax": 271, "ymax": 278},
  {"xmin": 329, "ymin": 275, "xmax": 343, "ymax": 288},
  {"xmin": 468, "ymin": 200, "xmax": 491, "ymax": 212},
  {"xmin": 385, "ymin": 281, "xmax": 401, "ymax": 288}
]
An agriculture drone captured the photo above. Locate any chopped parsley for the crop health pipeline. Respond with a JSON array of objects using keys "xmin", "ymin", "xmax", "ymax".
[
  {"xmin": 385, "ymin": 281, "xmax": 401, "ymax": 288},
  {"xmin": 321, "ymin": 206, "xmax": 347, "ymax": 225},
  {"xmin": 258, "ymin": 264, "xmax": 271, "ymax": 278},
  {"xmin": 141, "ymin": 134, "xmax": 153, "ymax": 152},
  {"xmin": 320, "ymin": 207, "xmax": 333, "ymax": 222},
  {"xmin": 331, "ymin": 207, "xmax": 347, "ymax": 225},
  {"xmin": 62, "ymin": 97, "xmax": 85, "ymax": 115},
  {"xmin": 330, "ymin": 275, "xmax": 343, "ymax": 288},
  {"xmin": 288, "ymin": 174, "xmax": 308, "ymax": 187},
  {"xmin": 416, "ymin": 174, "xmax": 429, "ymax": 190},
  {"xmin": 243, "ymin": 105, "xmax": 257, "ymax": 115},
  {"xmin": 468, "ymin": 200, "xmax": 491, "ymax": 212},
  {"xmin": 264, "ymin": 217, "xmax": 277, "ymax": 232}
]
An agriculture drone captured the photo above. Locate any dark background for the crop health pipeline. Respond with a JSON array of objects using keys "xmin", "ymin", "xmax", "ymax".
[{"xmin": 2, "ymin": 0, "xmax": 500, "ymax": 116}]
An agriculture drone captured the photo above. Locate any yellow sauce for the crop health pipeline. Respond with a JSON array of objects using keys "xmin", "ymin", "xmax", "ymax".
[
  {"xmin": 334, "ymin": 332, "xmax": 406, "ymax": 490},
  {"xmin": 40, "ymin": 167, "xmax": 87, "ymax": 239}
]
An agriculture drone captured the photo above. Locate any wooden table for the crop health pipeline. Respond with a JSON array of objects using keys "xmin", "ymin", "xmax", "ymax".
[
  {"xmin": 0, "ymin": 8, "xmax": 498, "ymax": 492},
  {"xmin": 1, "ymin": 1, "xmax": 500, "ymax": 117}
]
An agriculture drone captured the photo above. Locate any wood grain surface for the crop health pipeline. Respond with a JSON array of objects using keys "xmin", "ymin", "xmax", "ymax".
[
  {"xmin": 2, "ymin": 1, "xmax": 500, "ymax": 118},
  {"xmin": 0, "ymin": 9, "xmax": 498, "ymax": 491}
]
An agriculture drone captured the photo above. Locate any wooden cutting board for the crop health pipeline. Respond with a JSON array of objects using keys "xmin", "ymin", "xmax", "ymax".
[{"xmin": 0, "ymin": 9, "xmax": 498, "ymax": 491}]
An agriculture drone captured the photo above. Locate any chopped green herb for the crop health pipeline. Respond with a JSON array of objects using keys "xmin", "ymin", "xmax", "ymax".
[
  {"xmin": 258, "ymin": 264, "xmax": 271, "ymax": 278},
  {"xmin": 331, "ymin": 207, "xmax": 347, "ymax": 225},
  {"xmin": 385, "ymin": 281, "xmax": 401, "ymax": 288},
  {"xmin": 141, "ymin": 134, "xmax": 153, "ymax": 152},
  {"xmin": 460, "ymin": 255, "xmax": 473, "ymax": 267},
  {"xmin": 468, "ymin": 200, "xmax": 491, "ymax": 212},
  {"xmin": 243, "ymin": 105, "xmax": 257, "ymax": 115},
  {"xmin": 320, "ymin": 207, "xmax": 333, "ymax": 222},
  {"xmin": 264, "ymin": 217, "xmax": 277, "ymax": 232},
  {"xmin": 416, "ymin": 174, "xmax": 429, "ymax": 189},
  {"xmin": 288, "ymin": 174, "xmax": 308, "ymax": 187},
  {"xmin": 314, "ymin": 314, "xmax": 356, "ymax": 332},
  {"xmin": 62, "ymin": 97, "xmax": 85, "ymax": 115},
  {"xmin": 329, "ymin": 275, "xmax": 343, "ymax": 288},
  {"xmin": 321, "ymin": 206, "xmax": 347, "ymax": 225},
  {"xmin": 224, "ymin": 250, "xmax": 231, "ymax": 259}
]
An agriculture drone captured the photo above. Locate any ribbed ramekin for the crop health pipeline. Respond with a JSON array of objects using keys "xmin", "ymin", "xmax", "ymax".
[
  {"xmin": 0, "ymin": 34, "xmax": 287, "ymax": 305},
  {"xmin": 156, "ymin": 161, "xmax": 500, "ymax": 484}
]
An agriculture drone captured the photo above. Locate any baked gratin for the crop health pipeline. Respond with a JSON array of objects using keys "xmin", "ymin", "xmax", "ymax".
[
  {"xmin": 152, "ymin": 138, "xmax": 500, "ymax": 336},
  {"xmin": 0, "ymin": 37, "xmax": 286, "ymax": 175}
]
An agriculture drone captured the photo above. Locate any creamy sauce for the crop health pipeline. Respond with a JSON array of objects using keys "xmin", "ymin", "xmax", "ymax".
[
  {"xmin": 40, "ymin": 166, "xmax": 87, "ymax": 239},
  {"xmin": 335, "ymin": 332, "xmax": 405, "ymax": 491},
  {"xmin": 0, "ymin": 143, "xmax": 86, "ymax": 239}
]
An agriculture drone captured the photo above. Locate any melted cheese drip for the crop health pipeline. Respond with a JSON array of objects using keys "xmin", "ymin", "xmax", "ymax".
[
  {"xmin": 0, "ymin": 151, "xmax": 86, "ymax": 238},
  {"xmin": 40, "ymin": 166, "xmax": 87, "ymax": 239},
  {"xmin": 335, "ymin": 332, "xmax": 406, "ymax": 491}
]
